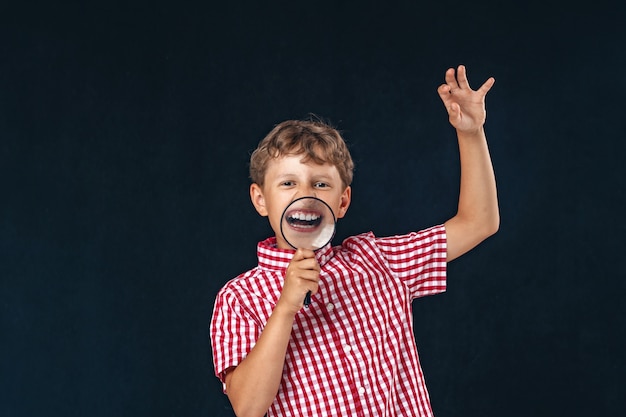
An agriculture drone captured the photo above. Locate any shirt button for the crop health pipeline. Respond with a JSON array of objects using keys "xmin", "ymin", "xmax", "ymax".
[
  {"xmin": 327, "ymin": 303, "xmax": 334, "ymax": 311},
  {"xmin": 343, "ymin": 344, "xmax": 352, "ymax": 353},
  {"xmin": 358, "ymin": 387, "xmax": 366, "ymax": 395}
]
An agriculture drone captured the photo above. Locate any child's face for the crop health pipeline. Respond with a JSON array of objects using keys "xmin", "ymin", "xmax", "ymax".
[{"xmin": 250, "ymin": 154, "xmax": 351, "ymax": 250}]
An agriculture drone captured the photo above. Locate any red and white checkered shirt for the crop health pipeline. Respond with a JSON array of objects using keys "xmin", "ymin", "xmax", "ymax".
[{"xmin": 210, "ymin": 225, "xmax": 447, "ymax": 417}]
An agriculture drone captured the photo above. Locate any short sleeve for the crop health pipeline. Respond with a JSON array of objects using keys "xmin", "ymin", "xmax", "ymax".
[
  {"xmin": 209, "ymin": 286, "xmax": 262, "ymax": 391},
  {"xmin": 374, "ymin": 224, "xmax": 447, "ymax": 299}
]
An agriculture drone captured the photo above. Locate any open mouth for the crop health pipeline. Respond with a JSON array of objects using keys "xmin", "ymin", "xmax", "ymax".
[{"xmin": 285, "ymin": 209, "xmax": 323, "ymax": 232}]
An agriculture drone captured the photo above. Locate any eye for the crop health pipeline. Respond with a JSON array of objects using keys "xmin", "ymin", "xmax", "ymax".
[
  {"xmin": 280, "ymin": 181, "xmax": 295, "ymax": 187},
  {"xmin": 314, "ymin": 182, "xmax": 329, "ymax": 189}
]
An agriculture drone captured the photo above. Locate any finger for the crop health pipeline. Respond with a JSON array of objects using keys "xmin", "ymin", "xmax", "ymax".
[
  {"xmin": 291, "ymin": 248, "xmax": 315, "ymax": 262},
  {"xmin": 299, "ymin": 269, "xmax": 321, "ymax": 283},
  {"xmin": 308, "ymin": 282, "xmax": 320, "ymax": 297},
  {"xmin": 298, "ymin": 257, "xmax": 320, "ymax": 272},
  {"xmin": 284, "ymin": 265, "xmax": 319, "ymax": 289},
  {"xmin": 456, "ymin": 65, "xmax": 471, "ymax": 90},
  {"xmin": 437, "ymin": 84, "xmax": 454, "ymax": 108},
  {"xmin": 444, "ymin": 67, "xmax": 459, "ymax": 89},
  {"xmin": 437, "ymin": 85, "xmax": 456, "ymax": 109},
  {"xmin": 437, "ymin": 83, "xmax": 451, "ymax": 96},
  {"xmin": 477, "ymin": 76, "xmax": 496, "ymax": 95},
  {"xmin": 448, "ymin": 103, "xmax": 461, "ymax": 124},
  {"xmin": 285, "ymin": 262, "xmax": 319, "ymax": 287},
  {"xmin": 290, "ymin": 249, "xmax": 305, "ymax": 262},
  {"xmin": 293, "ymin": 270, "xmax": 320, "ymax": 302}
]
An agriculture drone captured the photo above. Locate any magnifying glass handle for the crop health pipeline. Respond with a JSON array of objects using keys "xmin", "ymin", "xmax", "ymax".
[{"xmin": 304, "ymin": 291, "xmax": 311, "ymax": 307}]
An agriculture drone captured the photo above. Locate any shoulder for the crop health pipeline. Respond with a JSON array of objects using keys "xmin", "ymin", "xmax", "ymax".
[
  {"xmin": 214, "ymin": 266, "xmax": 283, "ymax": 323},
  {"xmin": 341, "ymin": 231, "xmax": 377, "ymax": 247},
  {"xmin": 340, "ymin": 225, "xmax": 446, "ymax": 251},
  {"xmin": 215, "ymin": 268, "xmax": 262, "ymax": 305}
]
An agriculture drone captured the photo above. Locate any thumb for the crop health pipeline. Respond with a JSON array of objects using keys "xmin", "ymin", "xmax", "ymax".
[{"xmin": 291, "ymin": 248, "xmax": 315, "ymax": 262}]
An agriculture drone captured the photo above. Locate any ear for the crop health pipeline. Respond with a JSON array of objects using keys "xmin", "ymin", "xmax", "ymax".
[
  {"xmin": 250, "ymin": 183, "xmax": 269, "ymax": 216},
  {"xmin": 336, "ymin": 186, "xmax": 352, "ymax": 219}
]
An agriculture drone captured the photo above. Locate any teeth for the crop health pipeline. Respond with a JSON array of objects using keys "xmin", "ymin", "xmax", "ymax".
[{"xmin": 290, "ymin": 211, "xmax": 320, "ymax": 221}]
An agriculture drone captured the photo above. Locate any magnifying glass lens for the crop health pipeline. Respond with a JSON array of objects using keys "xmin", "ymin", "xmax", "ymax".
[{"xmin": 280, "ymin": 197, "xmax": 336, "ymax": 251}]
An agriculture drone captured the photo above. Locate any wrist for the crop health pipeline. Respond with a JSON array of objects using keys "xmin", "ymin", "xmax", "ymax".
[
  {"xmin": 273, "ymin": 300, "xmax": 299, "ymax": 320},
  {"xmin": 457, "ymin": 126, "xmax": 486, "ymax": 141}
]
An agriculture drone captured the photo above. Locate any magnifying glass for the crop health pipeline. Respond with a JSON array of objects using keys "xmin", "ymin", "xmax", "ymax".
[{"xmin": 280, "ymin": 196, "xmax": 336, "ymax": 306}]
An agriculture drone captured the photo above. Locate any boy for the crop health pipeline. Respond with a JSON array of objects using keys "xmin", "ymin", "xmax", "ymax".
[{"xmin": 210, "ymin": 65, "xmax": 499, "ymax": 417}]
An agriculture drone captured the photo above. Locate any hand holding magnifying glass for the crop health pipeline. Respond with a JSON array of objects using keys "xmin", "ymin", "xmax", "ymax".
[{"xmin": 280, "ymin": 196, "xmax": 336, "ymax": 307}]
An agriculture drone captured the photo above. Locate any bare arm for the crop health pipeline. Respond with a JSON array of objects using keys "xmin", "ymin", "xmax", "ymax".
[
  {"xmin": 225, "ymin": 249, "xmax": 320, "ymax": 417},
  {"xmin": 224, "ymin": 303, "xmax": 295, "ymax": 417},
  {"xmin": 437, "ymin": 65, "xmax": 499, "ymax": 261}
]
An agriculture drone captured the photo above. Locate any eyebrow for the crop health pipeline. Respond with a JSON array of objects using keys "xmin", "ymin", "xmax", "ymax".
[
  {"xmin": 311, "ymin": 174, "xmax": 334, "ymax": 182},
  {"xmin": 274, "ymin": 173, "xmax": 336, "ymax": 182}
]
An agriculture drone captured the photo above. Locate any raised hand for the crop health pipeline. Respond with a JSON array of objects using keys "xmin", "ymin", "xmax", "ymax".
[{"xmin": 437, "ymin": 65, "xmax": 495, "ymax": 134}]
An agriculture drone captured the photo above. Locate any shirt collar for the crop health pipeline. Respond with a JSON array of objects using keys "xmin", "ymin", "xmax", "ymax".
[{"xmin": 257, "ymin": 237, "xmax": 335, "ymax": 271}]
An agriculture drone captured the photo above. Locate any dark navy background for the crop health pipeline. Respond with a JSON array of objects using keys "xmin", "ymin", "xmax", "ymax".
[{"xmin": 1, "ymin": 1, "xmax": 624, "ymax": 416}]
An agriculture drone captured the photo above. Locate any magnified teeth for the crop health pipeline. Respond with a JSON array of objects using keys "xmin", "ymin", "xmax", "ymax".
[
  {"xmin": 287, "ymin": 211, "xmax": 322, "ymax": 228},
  {"xmin": 290, "ymin": 212, "xmax": 320, "ymax": 221}
]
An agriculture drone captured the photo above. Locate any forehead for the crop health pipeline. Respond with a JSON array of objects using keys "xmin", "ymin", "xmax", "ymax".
[{"xmin": 264, "ymin": 154, "xmax": 341, "ymax": 180}]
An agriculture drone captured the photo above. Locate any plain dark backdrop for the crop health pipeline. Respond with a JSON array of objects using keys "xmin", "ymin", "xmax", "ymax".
[{"xmin": 1, "ymin": 1, "xmax": 625, "ymax": 416}]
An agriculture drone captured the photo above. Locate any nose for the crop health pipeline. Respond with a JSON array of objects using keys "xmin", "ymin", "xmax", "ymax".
[{"xmin": 293, "ymin": 185, "xmax": 318, "ymax": 200}]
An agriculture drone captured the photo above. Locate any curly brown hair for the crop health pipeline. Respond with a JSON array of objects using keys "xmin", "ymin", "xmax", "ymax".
[{"xmin": 249, "ymin": 118, "xmax": 354, "ymax": 187}]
